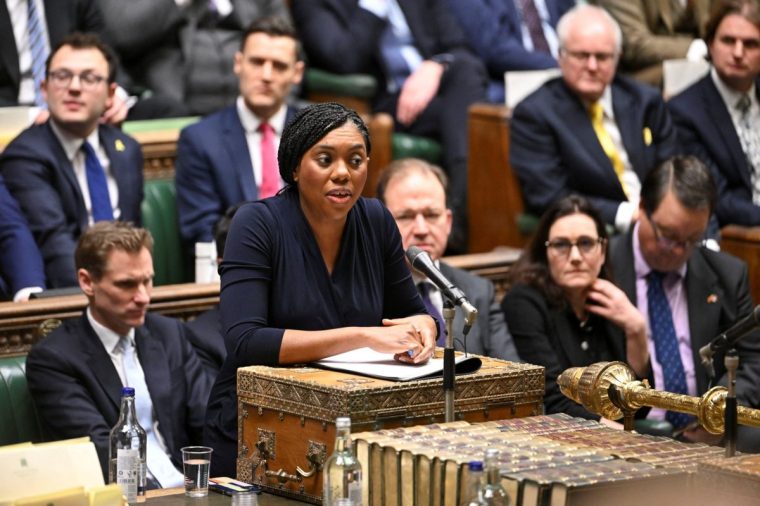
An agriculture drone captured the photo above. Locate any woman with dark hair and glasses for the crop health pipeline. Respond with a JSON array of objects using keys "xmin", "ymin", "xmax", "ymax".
[
  {"xmin": 501, "ymin": 195, "xmax": 648, "ymax": 421},
  {"xmin": 204, "ymin": 103, "xmax": 436, "ymax": 476}
]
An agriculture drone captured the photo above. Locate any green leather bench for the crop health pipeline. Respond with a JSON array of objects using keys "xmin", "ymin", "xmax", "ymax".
[
  {"xmin": 0, "ymin": 355, "xmax": 43, "ymax": 446},
  {"xmin": 141, "ymin": 179, "xmax": 188, "ymax": 286}
]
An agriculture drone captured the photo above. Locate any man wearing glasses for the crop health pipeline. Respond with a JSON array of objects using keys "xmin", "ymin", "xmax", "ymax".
[
  {"xmin": 510, "ymin": 4, "xmax": 678, "ymax": 235},
  {"xmin": 611, "ymin": 155, "xmax": 760, "ymax": 450},
  {"xmin": 0, "ymin": 32, "xmax": 142, "ymax": 288}
]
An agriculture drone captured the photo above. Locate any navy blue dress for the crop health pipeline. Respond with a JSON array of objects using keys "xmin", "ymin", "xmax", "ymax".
[{"xmin": 204, "ymin": 187, "xmax": 428, "ymax": 476}]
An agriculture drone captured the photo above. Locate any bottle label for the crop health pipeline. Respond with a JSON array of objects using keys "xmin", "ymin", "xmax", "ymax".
[
  {"xmin": 116, "ymin": 448, "xmax": 139, "ymax": 502},
  {"xmin": 348, "ymin": 481, "xmax": 362, "ymax": 506}
]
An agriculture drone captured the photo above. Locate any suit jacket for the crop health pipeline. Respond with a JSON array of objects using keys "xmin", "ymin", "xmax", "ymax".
[
  {"xmin": 610, "ymin": 230, "xmax": 760, "ymax": 409},
  {"xmin": 97, "ymin": 0, "xmax": 289, "ymax": 113},
  {"xmin": 184, "ymin": 305, "xmax": 225, "ymax": 375},
  {"xmin": 510, "ymin": 76, "xmax": 679, "ymax": 225},
  {"xmin": 0, "ymin": 0, "xmax": 103, "ymax": 106},
  {"xmin": 0, "ymin": 122, "xmax": 143, "ymax": 287},
  {"xmin": 291, "ymin": 0, "xmax": 474, "ymax": 104},
  {"xmin": 175, "ymin": 104, "xmax": 298, "ymax": 244},
  {"xmin": 26, "ymin": 312, "xmax": 213, "ymax": 481},
  {"xmin": 593, "ymin": 0, "xmax": 711, "ymax": 85},
  {"xmin": 668, "ymin": 75, "xmax": 760, "ymax": 226},
  {"xmin": 0, "ymin": 173, "xmax": 45, "ymax": 298},
  {"xmin": 501, "ymin": 283, "xmax": 627, "ymax": 419},
  {"xmin": 440, "ymin": 263, "xmax": 519, "ymax": 362},
  {"xmin": 445, "ymin": 0, "xmax": 573, "ymax": 76}
]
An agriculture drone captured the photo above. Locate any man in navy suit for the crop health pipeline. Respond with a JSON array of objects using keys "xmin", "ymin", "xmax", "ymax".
[
  {"xmin": 377, "ymin": 158, "xmax": 520, "ymax": 362},
  {"xmin": 26, "ymin": 222, "xmax": 213, "ymax": 486},
  {"xmin": 0, "ymin": 33, "xmax": 143, "ymax": 288},
  {"xmin": 445, "ymin": 0, "xmax": 575, "ymax": 102},
  {"xmin": 291, "ymin": 0, "xmax": 488, "ymax": 252},
  {"xmin": 175, "ymin": 16, "xmax": 303, "ymax": 247},
  {"xmin": 0, "ymin": 174, "xmax": 45, "ymax": 301},
  {"xmin": 610, "ymin": 156, "xmax": 760, "ymax": 450},
  {"xmin": 668, "ymin": 0, "xmax": 760, "ymax": 227},
  {"xmin": 510, "ymin": 4, "xmax": 678, "ymax": 233}
]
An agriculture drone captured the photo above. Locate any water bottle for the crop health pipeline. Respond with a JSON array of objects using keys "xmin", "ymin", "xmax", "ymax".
[
  {"xmin": 481, "ymin": 449, "xmax": 510, "ymax": 506},
  {"xmin": 323, "ymin": 417, "xmax": 362, "ymax": 506},
  {"xmin": 460, "ymin": 461, "xmax": 486, "ymax": 506},
  {"xmin": 109, "ymin": 387, "xmax": 147, "ymax": 503}
]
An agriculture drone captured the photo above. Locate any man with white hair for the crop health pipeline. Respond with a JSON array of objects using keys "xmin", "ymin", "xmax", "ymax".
[{"xmin": 510, "ymin": 4, "xmax": 679, "ymax": 233}]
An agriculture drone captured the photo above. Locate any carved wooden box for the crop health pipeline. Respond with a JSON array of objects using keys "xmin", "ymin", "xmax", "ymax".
[{"xmin": 236, "ymin": 355, "xmax": 544, "ymax": 503}]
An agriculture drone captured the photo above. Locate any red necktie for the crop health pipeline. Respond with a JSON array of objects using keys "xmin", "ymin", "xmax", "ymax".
[{"xmin": 258, "ymin": 123, "xmax": 279, "ymax": 198}]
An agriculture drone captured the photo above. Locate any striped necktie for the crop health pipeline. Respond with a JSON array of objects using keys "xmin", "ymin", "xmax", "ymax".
[
  {"xmin": 119, "ymin": 336, "xmax": 185, "ymax": 488},
  {"xmin": 735, "ymin": 94, "xmax": 760, "ymax": 205},
  {"xmin": 418, "ymin": 282, "xmax": 446, "ymax": 346},
  {"xmin": 589, "ymin": 101, "xmax": 629, "ymax": 198},
  {"xmin": 27, "ymin": 0, "xmax": 48, "ymax": 107}
]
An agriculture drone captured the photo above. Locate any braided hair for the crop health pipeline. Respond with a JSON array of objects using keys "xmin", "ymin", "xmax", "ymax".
[{"xmin": 278, "ymin": 102, "xmax": 371, "ymax": 185}]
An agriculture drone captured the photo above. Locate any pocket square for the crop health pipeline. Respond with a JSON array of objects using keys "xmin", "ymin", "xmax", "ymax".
[
  {"xmin": 707, "ymin": 294, "xmax": 718, "ymax": 304},
  {"xmin": 643, "ymin": 127, "xmax": 652, "ymax": 146},
  {"xmin": 114, "ymin": 139, "xmax": 125, "ymax": 152}
]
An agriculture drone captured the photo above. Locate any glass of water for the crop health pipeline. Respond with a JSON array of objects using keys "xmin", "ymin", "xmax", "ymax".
[{"xmin": 181, "ymin": 446, "xmax": 213, "ymax": 497}]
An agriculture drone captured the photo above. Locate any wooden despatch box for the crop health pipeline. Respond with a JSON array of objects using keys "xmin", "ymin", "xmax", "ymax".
[{"xmin": 236, "ymin": 355, "xmax": 544, "ymax": 503}]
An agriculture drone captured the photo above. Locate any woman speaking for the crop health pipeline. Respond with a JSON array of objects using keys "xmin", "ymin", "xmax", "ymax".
[{"xmin": 204, "ymin": 103, "xmax": 437, "ymax": 476}]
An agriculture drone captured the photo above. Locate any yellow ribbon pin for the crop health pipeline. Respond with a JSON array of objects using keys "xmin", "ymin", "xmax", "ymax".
[
  {"xmin": 642, "ymin": 127, "xmax": 652, "ymax": 146},
  {"xmin": 114, "ymin": 139, "xmax": 125, "ymax": 152}
]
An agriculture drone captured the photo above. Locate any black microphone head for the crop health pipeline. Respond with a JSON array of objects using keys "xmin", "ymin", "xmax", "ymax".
[{"xmin": 405, "ymin": 245, "xmax": 426, "ymax": 265}]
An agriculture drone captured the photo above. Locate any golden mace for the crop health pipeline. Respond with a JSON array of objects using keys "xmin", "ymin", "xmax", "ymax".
[{"xmin": 557, "ymin": 361, "xmax": 760, "ymax": 434}]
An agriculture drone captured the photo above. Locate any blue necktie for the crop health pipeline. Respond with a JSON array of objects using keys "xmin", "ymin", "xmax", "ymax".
[
  {"xmin": 646, "ymin": 271, "xmax": 693, "ymax": 429},
  {"xmin": 418, "ymin": 282, "xmax": 446, "ymax": 346},
  {"xmin": 120, "ymin": 336, "xmax": 185, "ymax": 488},
  {"xmin": 27, "ymin": 0, "xmax": 48, "ymax": 107},
  {"xmin": 82, "ymin": 142, "xmax": 114, "ymax": 222}
]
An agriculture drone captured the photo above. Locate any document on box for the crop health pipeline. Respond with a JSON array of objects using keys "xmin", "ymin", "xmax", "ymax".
[{"xmin": 314, "ymin": 347, "xmax": 481, "ymax": 381}]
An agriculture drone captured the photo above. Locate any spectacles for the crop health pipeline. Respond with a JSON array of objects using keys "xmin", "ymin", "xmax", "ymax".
[
  {"xmin": 47, "ymin": 69, "xmax": 108, "ymax": 90},
  {"xmin": 560, "ymin": 49, "xmax": 618, "ymax": 64},
  {"xmin": 394, "ymin": 209, "xmax": 446, "ymax": 225},
  {"xmin": 646, "ymin": 213, "xmax": 703, "ymax": 250},
  {"xmin": 545, "ymin": 236, "xmax": 605, "ymax": 257}
]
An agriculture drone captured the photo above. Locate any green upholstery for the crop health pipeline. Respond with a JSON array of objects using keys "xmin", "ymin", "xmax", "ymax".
[
  {"xmin": 0, "ymin": 355, "xmax": 43, "ymax": 446},
  {"xmin": 122, "ymin": 116, "xmax": 200, "ymax": 135},
  {"xmin": 634, "ymin": 419, "xmax": 674, "ymax": 437},
  {"xmin": 392, "ymin": 132, "xmax": 442, "ymax": 164},
  {"xmin": 305, "ymin": 68, "xmax": 377, "ymax": 99},
  {"xmin": 141, "ymin": 179, "xmax": 187, "ymax": 286},
  {"xmin": 304, "ymin": 68, "xmax": 442, "ymax": 164}
]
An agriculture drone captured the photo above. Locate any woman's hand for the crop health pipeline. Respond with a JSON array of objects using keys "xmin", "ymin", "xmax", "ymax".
[
  {"xmin": 586, "ymin": 279, "xmax": 649, "ymax": 376},
  {"xmin": 371, "ymin": 315, "xmax": 436, "ymax": 364}
]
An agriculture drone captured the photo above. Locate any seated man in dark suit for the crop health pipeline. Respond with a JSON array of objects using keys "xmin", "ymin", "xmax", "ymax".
[
  {"xmin": 376, "ymin": 158, "xmax": 520, "ymax": 362},
  {"xmin": 610, "ymin": 155, "xmax": 760, "ymax": 450},
  {"xmin": 291, "ymin": 0, "xmax": 488, "ymax": 252},
  {"xmin": 26, "ymin": 221, "xmax": 213, "ymax": 487},
  {"xmin": 510, "ymin": 4, "xmax": 679, "ymax": 234},
  {"xmin": 0, "ymin": 32, "xmax": 143, "ymax": 288},
  {"xmin": 446, "ymin": 0, "xmax": 575, "ymax": 102},
  {"xmin": 0, "ymin": 173, "xmax": 45, "ymax": 301},
  {"xmin": 668, "ymin": 0, "xmax": 760, "ymax": 227},
  {"xmin": 175, "ymin": 16, "xmax": 302, "ymax": 246},
  {"xmin": 185, "ymin": 205, "xmax": 242, "ymax": 375}
]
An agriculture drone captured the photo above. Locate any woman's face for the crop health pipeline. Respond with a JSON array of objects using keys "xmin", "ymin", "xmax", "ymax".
[
  {"xmin": 546, "ymin": 213, "xmax": 606, "ymax": 292},
  {"xmin": 294, "ymin": 122, "xmax": 368, "ymax": 223}
]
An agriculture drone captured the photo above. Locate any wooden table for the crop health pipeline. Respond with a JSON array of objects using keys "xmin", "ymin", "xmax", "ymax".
[{"xmin": 146, "ymin": 488, "xmax": 304, "ymax": 505}]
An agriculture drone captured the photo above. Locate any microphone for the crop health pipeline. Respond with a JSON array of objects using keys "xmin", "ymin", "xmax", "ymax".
[
  {"xmin": 699, "ymin": 305, "xmax": 760, "ymax": 378},
  {"xmin": 405, "ymin": 246, "xmax": 478, "ymax": 333}
]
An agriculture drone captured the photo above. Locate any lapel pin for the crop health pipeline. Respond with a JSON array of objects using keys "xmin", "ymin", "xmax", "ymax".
[
  {"xmin": 642, "ymin": 127, "xmax": 652, "ymax": 146},
  {"xmin": 114, "ymin": 139, "xmax": 125, "ymax": 152},
  {"xmin": 707, "ymin": 294, "xmax": 718, "ymax": 304}
]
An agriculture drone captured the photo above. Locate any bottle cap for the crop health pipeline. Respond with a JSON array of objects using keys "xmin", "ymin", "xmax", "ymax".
[
  {"xmin": 121, "ymin": 387, "xmax": 135, "ymax": 397},
  {"xmin": 468, "ymin": 461, "xmax": 484, "ymax": 471},
  {"xmin": 335, "ymin": 416, "xmax": 351, "ymax": 429}
]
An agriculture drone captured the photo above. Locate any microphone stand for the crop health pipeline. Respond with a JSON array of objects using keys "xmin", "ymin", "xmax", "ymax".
[
  {"xmin": 725, "ymin": 349, "xmax": 739, "ymax": 457},
  {"xmin": 442, "ymin": 300, "xmax": 456, "ymax": 423}
]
